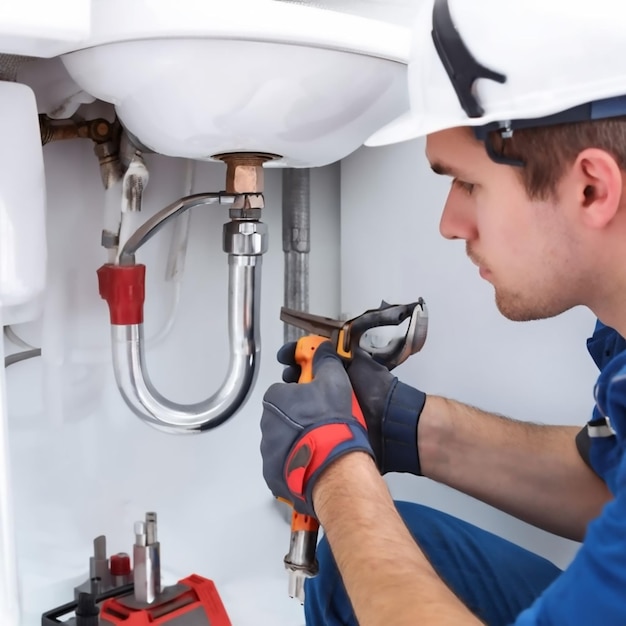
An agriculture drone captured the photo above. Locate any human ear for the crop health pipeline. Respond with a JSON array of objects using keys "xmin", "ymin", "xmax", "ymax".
[{"xmin": 574, "ymin": 149, "xmax": 622, "ymax": 229}]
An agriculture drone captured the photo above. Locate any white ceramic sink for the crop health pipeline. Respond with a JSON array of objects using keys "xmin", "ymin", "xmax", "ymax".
[{"xmin": 60, "ymin": 0, "xmax": 410, "ymax": 167}]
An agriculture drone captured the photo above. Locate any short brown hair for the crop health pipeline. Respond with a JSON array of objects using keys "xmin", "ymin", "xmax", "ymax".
[{"xmin": 489, "ymin": 118, "xmax": 626, "ymax": 200}]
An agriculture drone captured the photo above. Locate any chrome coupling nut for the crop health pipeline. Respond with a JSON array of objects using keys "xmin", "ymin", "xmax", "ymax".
[{"xmin": 223, "ymin": 220, "xmax": 269, "ymax": 256}]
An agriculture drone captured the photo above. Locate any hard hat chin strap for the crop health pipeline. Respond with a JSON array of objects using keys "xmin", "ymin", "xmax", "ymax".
[
  {"xmin": 473, "ymin": 96, "xmax": 626, "ymax": 168},
  {"xmin": 472, "ymin": 126, "xmax": 524, "ymax": 168}
]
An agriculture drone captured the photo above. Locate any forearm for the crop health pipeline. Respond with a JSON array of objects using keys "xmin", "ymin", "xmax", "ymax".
[
  {"xmin": 313, "ymin": 452, "xmax": 484, "ymax": 626},
  {"xmin": 419, "ymin": 396, "xmax": 611, "ymax": 540}
]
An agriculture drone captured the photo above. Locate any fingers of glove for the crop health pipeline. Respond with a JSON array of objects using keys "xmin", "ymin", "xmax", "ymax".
[
  {"xmin": 263, "ymin": 376, "xmax": 354, "ymax": 427},
  {"xmin": 283, "ymin": 339, "xmax": 351, "ymax": 396},
  {"xmin": 311, "ymin": 341, "xmax": 352, "ymax": 387},
  {"xmin": 260, "ymin": 396, "xmax": 295, "ymax": 506},
  {"xmin": 281, "ymin": 366, "xmax": 300, "ymax": 384},
  {"xmin": 278, "ymin": 339, "xmax": 353, "ymax": 383},
  {"xmin": 347, "ymin": 347, "xmax": 393, "ymax": 381},
  {"xmin": 277, "ymin": 341, "xmax": 301, "ymax": 382},
  {"xmin": 260, "ymin": 384, "xmax": 321, "ymax": 508},
  {"xmin": 277, "ymin": 341, "xmax": 298, "ymax": 366},
  {"xmin": 346, "ymin": 348, "xmax": 395, "ymax": 403},
  {"xmin": 262, "ymin": 381, "xmax": 315, "ymax": 422}
]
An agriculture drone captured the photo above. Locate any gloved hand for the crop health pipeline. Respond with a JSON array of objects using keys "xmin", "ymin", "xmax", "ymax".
[
  {"xmin": 261, "ymin": 341, "xmax": 375, "ymax": 517},
  {"xmin": 278, "ymin": 342, "xmax": 426, "ymax": 475}
]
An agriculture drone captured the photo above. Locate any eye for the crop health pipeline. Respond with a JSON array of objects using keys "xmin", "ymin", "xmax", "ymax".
[{"xmin": 451, "ymin": 178, "xmax": 475, "ymax": 195}]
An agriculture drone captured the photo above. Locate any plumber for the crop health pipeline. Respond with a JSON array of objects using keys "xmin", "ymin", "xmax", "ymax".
[{"xmin": 261, "ymin": 0, "xmax": 626, "ymax": 624}]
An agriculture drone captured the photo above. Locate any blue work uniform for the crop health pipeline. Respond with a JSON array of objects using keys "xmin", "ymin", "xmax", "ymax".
[
  {"xmin": 515, "ymin": 321, "xmax": 626, "ymax": 625},
  {"xmin": 304, "ymin": 321, "xmax": 625, "ymax": 626}
]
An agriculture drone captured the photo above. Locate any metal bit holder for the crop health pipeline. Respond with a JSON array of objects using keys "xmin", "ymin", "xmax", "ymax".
[
  {"xmin": 284, "ymin": 525, "xmax": 319, "ymax": 604},
  {"xmin": 74, "ymin": 535, "xmax": 113, "ymax": 599},
  {"xmin": 133, "ymin": 511, "xmax": 162, "ymax": 604}
]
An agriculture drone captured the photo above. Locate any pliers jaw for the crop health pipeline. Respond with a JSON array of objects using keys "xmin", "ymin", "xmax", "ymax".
[{"xmin": 280, "ymin": 298, "xmax": 428, "ymax": 370}]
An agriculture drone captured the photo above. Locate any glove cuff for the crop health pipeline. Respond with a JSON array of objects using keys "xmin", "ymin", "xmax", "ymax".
[
  {"xmin": 382, "ymin": 381, "xmax": 426, "ymax": 475},
  {"xmin": 285, "ymin": 422, "xmax": 374, "ymax": 517}
]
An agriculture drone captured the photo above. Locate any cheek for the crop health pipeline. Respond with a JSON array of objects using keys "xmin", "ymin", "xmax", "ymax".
[
  {"xmin": 476, "ymin": 194, "xmax": 543, "ymax": 266},
  {"xmin": 476, "ymin": 203, "xmax": 525, "ymax": 251}
]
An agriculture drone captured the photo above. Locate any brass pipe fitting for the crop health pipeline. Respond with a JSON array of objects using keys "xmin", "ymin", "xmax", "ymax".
[
  {"xmin": 39, "ymin": 115, "xmax": 119, "ymax": 146},
  {"xmin": 213, "ymin": 152, "xmax": 280, "ymax": 217}
]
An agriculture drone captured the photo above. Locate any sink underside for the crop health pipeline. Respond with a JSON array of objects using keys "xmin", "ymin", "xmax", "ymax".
[
  {"xmin": 62, "ymin": 38, "xmax": 409, "ymax": 167},
  {"xmin": 59, "ymin": 0, "xmax": 411, "ymax": 167}
]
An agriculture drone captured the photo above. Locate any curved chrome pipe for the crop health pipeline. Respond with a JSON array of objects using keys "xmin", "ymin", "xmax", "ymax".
[
  {"xmin": 99, "ymin": 185, "xmax": 268, "ymax": 432},
  {"xmin": 109, "ymin": 219, "xmax": 267, "ymax": 433},
  {"xmin": 119, "ymin": 192, "xmax": 229, "ymax": 265}
]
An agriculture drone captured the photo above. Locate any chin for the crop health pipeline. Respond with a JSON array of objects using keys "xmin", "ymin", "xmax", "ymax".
[
  {"xmin": 496, "ymin": 302, "xmax": 537, "ymax": 322},
  {"xmin": 494, "ymin": 291, "xmax": 564, "ymax": 323}
]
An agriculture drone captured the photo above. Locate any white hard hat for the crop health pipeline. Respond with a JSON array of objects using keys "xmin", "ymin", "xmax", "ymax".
[{"xmin": 367, "ymin": 0, "xmax": 626, "ymax": 147}]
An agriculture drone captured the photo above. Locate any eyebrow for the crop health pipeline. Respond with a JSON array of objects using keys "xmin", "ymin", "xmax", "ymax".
[{"xmin": 429, "ymin": 161, "xmax": 465, "ymax": 178}]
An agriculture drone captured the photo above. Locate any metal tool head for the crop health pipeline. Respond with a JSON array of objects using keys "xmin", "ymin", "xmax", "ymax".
[
  {"xmin": 281, "ymin": 299, "xmax": 428, "ymax": 370},
  {"xmin": 279, "ymin": 308, "xmax": 344, "ymax": 341},
  {"xmin": 287, "ymin": 570, "xmax": 308, "ymax": 604},
  {"xmin": 284, "ymin": 559, "xmax": 319, "ymax": 605},
  {"xmin": 358, "ymin": 298, "xmax": 428, "ymax": 370},
  {"xmin": 284, "ymin": 524, "xmax": 319, "ymax": 604}
]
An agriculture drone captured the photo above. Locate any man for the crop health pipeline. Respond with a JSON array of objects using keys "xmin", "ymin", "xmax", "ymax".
[{"xmin": 260, "ymin": 0, "xmax": 626, "ymax": 623}]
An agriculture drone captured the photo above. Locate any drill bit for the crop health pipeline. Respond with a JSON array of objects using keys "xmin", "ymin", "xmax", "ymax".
[{"xmin": 284, "ymin": 514, "xmax": 319, "ymax": 604}]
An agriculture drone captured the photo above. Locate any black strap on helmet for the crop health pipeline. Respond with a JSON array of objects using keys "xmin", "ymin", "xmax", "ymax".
[
  {"xmin": 432, "ymin": 0, "xmax": 523, "ymax": 165},
  {"xmin": 474, "ymin": 96, "xmax": 626, "ymax": 166},
  {"xmin": 431, "ymin": 0, "xmax": 506, "ymax": 119},
  {"xmin": 432, "ymin": 0, "xmax": 626, "ymax": 167},
  {"xmin": 431, "ymin": 0, "xmax": 520, "ymax": 165}
]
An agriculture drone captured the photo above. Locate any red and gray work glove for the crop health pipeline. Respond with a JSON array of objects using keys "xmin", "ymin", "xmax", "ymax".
[
  {"xmin": 261, "ymin": 341, "xmax": 374, "ymax": 518},
  {"xmin": 278, "ymin": 343, "xmax": 426, "ymax": 475}
]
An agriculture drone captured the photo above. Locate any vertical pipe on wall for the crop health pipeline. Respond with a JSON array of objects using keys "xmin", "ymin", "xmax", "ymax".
[{"xmin": 282, "ymin": 169, "xmax": 311, "ymax": 343}]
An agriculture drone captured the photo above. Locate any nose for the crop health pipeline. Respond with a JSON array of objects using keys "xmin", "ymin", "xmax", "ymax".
[{"xmin": 439, "ymin": 189, "xmax": 477, "ymax": 241}]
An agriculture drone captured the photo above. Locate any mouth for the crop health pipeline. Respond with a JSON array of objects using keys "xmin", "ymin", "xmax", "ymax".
[{"xmin": 467, "ymin": 247, "xmax": 490, "ymax": 279}]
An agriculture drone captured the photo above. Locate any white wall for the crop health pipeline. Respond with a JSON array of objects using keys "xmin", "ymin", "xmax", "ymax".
[
  {"xmin": 340, "ymin": 139, "xmax": 600, "ymax": 569},
  {"xmin": 5, "ymin": 138, "xmax": 340, "ymax": 625}
]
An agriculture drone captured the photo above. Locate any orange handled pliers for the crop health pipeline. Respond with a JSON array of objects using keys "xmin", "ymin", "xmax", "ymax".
[{"xmin": 279, "ymin": 299, "xmax": 428, "ymax": 603}]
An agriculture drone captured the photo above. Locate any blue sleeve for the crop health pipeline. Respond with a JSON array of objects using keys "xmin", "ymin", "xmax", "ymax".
[
  {"xmin": 513, "ymin": 487, "xmax": 626, "ymax": 624},
  {"xmin": 513, "ymin": 351, "xmax": 626, "ymax": 625}
]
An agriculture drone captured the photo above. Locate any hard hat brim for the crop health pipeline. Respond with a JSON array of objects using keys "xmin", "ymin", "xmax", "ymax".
[{"xmin": 365, "ymin": 109, "xmax": 423, "ymax": 147}]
